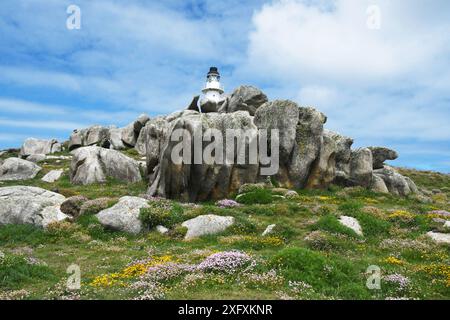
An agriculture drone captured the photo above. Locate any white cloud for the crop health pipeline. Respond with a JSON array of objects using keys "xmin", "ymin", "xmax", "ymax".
[
  {"xmin": 244, "ymin": 0, "xmax": 450, "ymax": 145},
  {"xmin": 0, "ymin": 118, "xmax": 87, "ymax": 131},
  {"xmin": 247, "ymin": 0, "xmax": 450, "ymax": 82},
  {"xmin": 297, "ymin": 85, "xmax": 338, "ymax": 109}
]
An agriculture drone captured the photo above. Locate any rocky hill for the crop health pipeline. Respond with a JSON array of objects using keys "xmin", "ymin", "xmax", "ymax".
[{"xmin": 0, "ymin": 86, "xmax": 448, "ymax": 300}]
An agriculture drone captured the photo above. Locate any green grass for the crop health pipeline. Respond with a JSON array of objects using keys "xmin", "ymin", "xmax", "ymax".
[
  {"xmin": 313, "ymin": 215, "xmax": 361, "ymax": 238},
  {"xmin": 0, "ymin": 163, "xmax": 449, "ymax": 300},
  {"xmin": 0, "ymin": 252, "xmax": 55, "ymax": 290}
]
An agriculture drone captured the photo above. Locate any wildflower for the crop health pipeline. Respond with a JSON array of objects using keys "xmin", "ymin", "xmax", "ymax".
[
  {"xmin": 384, "ymin": 273, "xmax": 410, "ymax": 290},
  {"xmin": 383, "ymin": 256, "xmax": 405, "ymax": 266},
  {"xmin": 388, "ymin": 210, "xmax": 415, "ymax": 220},
  {"xmin": 197, "ymin": 251, "xmax": 253, "ymax": 274},
  {"xmin": 25, "ymin": 256, "xmax": 47, "ymax": 266},
  {"xmin": 90, "ymin": 255, "xmax": 175, "ymax": 287},
  {"xmin": 216, "ymin": 199, "xmax": 240, "ymax": 208},
  {"xmin": 243, "ymin": 270, "xmax": 284, "ymax": 287},
  {"xmin": 288, "ymin": 280, "xmax": 313, "ymax": 295}
]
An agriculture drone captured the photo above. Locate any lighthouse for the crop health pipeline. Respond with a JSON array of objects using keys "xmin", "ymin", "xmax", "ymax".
[{"xmin": 200, "ymin": 67, "xmax": 224, "ymax": 109}]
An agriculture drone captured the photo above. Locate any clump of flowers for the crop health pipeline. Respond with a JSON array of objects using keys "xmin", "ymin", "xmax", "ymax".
[
  {"xmin": 141, "ymin": 262, "xmax": 195, "ymax": 282},
  {"xmin": 388, "ymin": 210, "xmax": 415, "ymax": 222},
  {"xmin": 197, "ymin": 251, "xmax": 253, "ymax": 274},
  {"xmin": 45, "ymin": 278, "xmax": 86, "ymax": 300},
  {"xmin": 418, "ymin": 264, "xmax": 450, "ymax": 287},
  {"xmin": 242, "ymin": 270, "xmax": 284, "ymax": 287},
  {"xmin": 216, "ymin": 199, "xmax": 240, "ymax": 208},
  {"xmin": 289, "ymin": 280, "xmax": 312, "ymax": 291},
  {"xmin": 130, "ymin": 281, "xmax": 165, "ymax": 300},
  {"xmin": 0, "ymin": 251, "xmax": 5, "ymax": 264},
  {"xmin": 380, "ymin": 238, "xmax": 428, "ymax": 250},
  {"xmin": 90, "ymin": 255, "xmax": 175, "ymax": 287},
  {"xmin": 384, "ymin": 273, "xmax": 410, "ymax": 290},
  {"xmin": 0, "ymin": 289, "xmax": 30, "ymax": 300},
  {"xmin": 25, "ymin": 256, "xmax": 47, "ymax": 266},
  {"xmin": 384, "ymin": 256, "xmax": 405, "ymax": 266}
]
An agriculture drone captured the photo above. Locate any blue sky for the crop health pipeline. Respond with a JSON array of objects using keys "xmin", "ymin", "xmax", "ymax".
[{"xmin": 0, "ymin": 0, "xmax": 449, "ymax": 172}]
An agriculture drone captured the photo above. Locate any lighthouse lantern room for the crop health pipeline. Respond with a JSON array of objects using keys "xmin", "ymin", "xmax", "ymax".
[{"xmin": 201, "ymin": 67, "xmax": 224, "ymax": 104}]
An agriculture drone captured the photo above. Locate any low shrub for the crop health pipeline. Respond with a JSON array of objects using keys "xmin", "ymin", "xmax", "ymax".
[
  {"xmin": 79, "ymin": 197, "xmax": 118, "ymax": 216},
  {"xmin": 236, "ymin": 188, "xmax": 273, "ymax": 205},
  {"xmin": 139, "ymin": 199, "xmax": 184, "ymax": 229}
]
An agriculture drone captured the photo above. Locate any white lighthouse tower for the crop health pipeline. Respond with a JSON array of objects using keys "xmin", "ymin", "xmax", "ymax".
[{"xmin": 200, "ymin": 67, "xmax": 224, "ymax": 106}]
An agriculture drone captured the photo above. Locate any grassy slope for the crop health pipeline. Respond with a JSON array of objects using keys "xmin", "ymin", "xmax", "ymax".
[{"xmin": 0, "ymin": 150, "xmax": 449, "ymax": 300}]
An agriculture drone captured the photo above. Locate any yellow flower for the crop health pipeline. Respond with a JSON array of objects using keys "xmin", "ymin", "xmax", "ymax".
[
  {"xmin": 383, "ymin": 256, "xmax": 405, "ymax": 266},
  {"xmin": 388, "ymin": 210, "xmax": 414, "ymax": 220},
  {"xmin": 90, "ymin": 255, "xmax": 175, "ymax": 287}
]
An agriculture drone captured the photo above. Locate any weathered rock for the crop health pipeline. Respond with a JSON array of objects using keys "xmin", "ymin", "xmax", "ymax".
[
  {"xmin": 426, "ymin": 231, "xmax": 450, "ymax": 244},
  {"xmin": 186, "ymin": 96, "xmax": 200, "ymax": 112},
  {"xmin": 79, "ymin": 197, "xmax": 114, "ymax": 216},
  {"xmin": 148, "ymin": 111, "xmax": 259, "ymax": 202},
  {"xmin": 121, "ymin": 114, "xmax": 150, "ymax": 147},
  {"xmin": 373, "ymin": 166, "xmax": 417, "ymax": 196},
  {"xmin": 27, "ymin": 154, "xmax": 46, "ymax": 163},
  {"xmin": 135, "ymin": 116, "xmax": 162, "ymax": 156},
  {"xmin": 338, "ymin": 216, "xmax": 363, "ymax": 236},
  {"xmin": 255, "ymin": 100, "xmax": 326, "ymax": 188},
  {"xmin": 0, "ymin": 186, "xmax": 68, "ymax": 228},
  {"xmin": 368, "ymin": 147, "xmax": 398, "ymax": 169},
  {"xmin": 349, "ymin": 148, "xmax": 373, "ymax": 188},
  {"xmin": 121, "ymin": 122, "xmax": 138, "ymax": 147},
  {"xmin": 238, "ymin": 183, "xmax": 266, "ymax": 195},
  {"xmin": 70, "ymin": 146, "xmax": 142, "ymax": 185},
  {"xmin": 141, "ymin": 117, "xmax": 172, "ymax": 182},
  {"xmin": 96, "ymin": 196, "xmax": 149, "ymax": 234},
  {"xmin": 182, "ymin": 214, "xmax": 235, "ymax": 240},
  {"xmin": 60, "ymin": 195, "xmax": 89, "ymax": 219},
  {"xmin": 306, "ymin": 130, "xmax": 352, "ymax": 189},
  {"xmin": 41, "ymin": 169, "xmax": 64, "ymax": 183},
  {"xmin": 68, "ymin": 126, "xmax": 110, "ymax": 151},
  {"xmin": 108, "ymin": 127, "xmax": 126, "ymax": 150},
  {"xmin": 0, "ymin": 158, "xmax": 41, "ymax": 181},
  {"xmin": 85, "ymin": 125, "xmax": 110, "ymax": 147},
  {"xmin": 370, "ymin": 174, "xmax": 390, "ymax": 193},
  {"xmin": 19, "ymin": 138, "xmax": 61, "ymax": 158},
  {"xmin": 218, "ymin": 85, "xmax": 268, "ymax": 116}
]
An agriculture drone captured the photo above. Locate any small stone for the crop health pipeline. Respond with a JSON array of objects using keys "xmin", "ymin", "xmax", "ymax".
[
  {"xmin": 338, "ymin": 215, "xmax": 363, "ymax": 236},
  {"xmin": 262, "ymin": 224, "xmax": 276, "ymax": 236},
  {"xmin": 60, "ymin": 195, "xmax": 89, "ymax": 219},
  {"xmin": 96, "ymin": 196, "xmax": 149, "ymax": 234},
  {"xmin": 41, "ymin": 169, "xmax": 64, "ymax": 183},
  {"xmin": 182, "ymin": 214, "xmax": 235, "ymax": 240},
  {"xmin": 426, "ymin": 231, "xmax": 450, "ymax": 244},
  {"xmin": 156, "ymin": 225, "xmax": 169, "ymax": 234}
]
